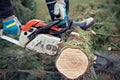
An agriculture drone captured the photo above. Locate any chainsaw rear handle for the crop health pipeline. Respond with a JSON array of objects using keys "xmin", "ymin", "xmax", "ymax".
[{"xmin": 28, "ymin": 20, "xmax": 60, "ymax": 40}]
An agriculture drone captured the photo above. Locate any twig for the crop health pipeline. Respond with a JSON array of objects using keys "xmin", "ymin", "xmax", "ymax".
[
  {"xmin": 96, "ymin": 33, "xmax": 120, "ymax": 37},
  {"xmin": 0, "ymin": 69, "xmax": 59, "ymax": 75},
  {"xmin": 9, "ymin": 73, "xmax": 18, "ymax": 80}
]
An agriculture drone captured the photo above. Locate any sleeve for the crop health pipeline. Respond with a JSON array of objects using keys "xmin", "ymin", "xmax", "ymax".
[{"xmin": 0, "ymin": 0, "xmax": 14, "ymax": 18}]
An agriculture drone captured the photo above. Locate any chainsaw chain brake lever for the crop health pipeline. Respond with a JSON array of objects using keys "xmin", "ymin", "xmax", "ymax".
[{"xmin": 28, "ymin": 20, "xmax": 60, "ymax": 40}]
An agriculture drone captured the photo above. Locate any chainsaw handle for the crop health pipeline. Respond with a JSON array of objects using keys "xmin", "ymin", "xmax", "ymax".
[
  {"xmin": 36, "ymin": 20, "xmax": 60, "ymax": 34},
  {"xmin": 28, "ymin": 20, "xmax": 60, "ymax": 40}
]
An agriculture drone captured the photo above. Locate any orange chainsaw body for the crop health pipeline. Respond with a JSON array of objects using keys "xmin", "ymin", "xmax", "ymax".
[{"xmin": 21, "ymin": 19, "xmax": 61, "ymax": 32}]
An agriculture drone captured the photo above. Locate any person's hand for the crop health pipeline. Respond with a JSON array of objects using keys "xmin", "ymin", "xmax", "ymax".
[
  {"xmin": 54, "ymin": 1, "xmax": 67, "ymax": 25},
  {"xmin": 2, "ymin": 15, "xmax": 21, "ymax": 35}
]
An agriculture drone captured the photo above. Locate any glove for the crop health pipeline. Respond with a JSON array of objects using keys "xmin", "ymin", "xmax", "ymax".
[
  {"xmin": 54, "ymin": 1, "xmax": 67, "ymax": 25},
  {"xmin": 3, "ymin": 15, "xmax": 21, "ymax": 35}
]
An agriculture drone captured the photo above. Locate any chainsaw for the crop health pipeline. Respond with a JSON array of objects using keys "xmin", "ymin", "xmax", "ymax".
[
  {"xmin": 0, "ymin": 19, "xmax": 73, "ymax": 56},
  {"xmin": 0, "ymin": 16, "xmax": 95, "ymax": 56}
]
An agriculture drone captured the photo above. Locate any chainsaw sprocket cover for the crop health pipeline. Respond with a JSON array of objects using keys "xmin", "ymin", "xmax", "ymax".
[{"xmin": 26, "ymin": 34, "xmax": 61, "ymax": 56}]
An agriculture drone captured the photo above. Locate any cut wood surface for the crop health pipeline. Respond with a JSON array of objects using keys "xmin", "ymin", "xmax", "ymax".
[{"xmin": 56, "ymin": 47, "xmax": 89, "ymax": 79}]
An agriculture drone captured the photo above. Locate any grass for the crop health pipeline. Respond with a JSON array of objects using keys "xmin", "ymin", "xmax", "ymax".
[
  {"xmin": 34, "ymin": 0, "xmax": 94, "ymax": 21},
  {"xmin": 35, "ymin": 0, "xmax": 50, "ymax": 21}
]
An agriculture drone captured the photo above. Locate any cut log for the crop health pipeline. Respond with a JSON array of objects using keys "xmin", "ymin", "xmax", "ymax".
[
  {"xmin": 56, "ymin": 29, "xmax": 97, "ymax": 80},
  {"xmin": 56, "ymin": 47, "xmax": 89, "ymax": 79}
]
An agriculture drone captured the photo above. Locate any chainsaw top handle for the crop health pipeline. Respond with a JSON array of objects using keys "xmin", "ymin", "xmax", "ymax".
[
  {"xmin": 28, "ymin": 20, "xmax": 60, "ymax": 40},
  {"xmin": 36, "ymin": 20, "xmax": 60, "ymax": 34}
]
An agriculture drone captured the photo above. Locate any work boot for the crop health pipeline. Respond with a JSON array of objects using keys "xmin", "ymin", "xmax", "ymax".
[
  {"xmin": 80, "ymin": 17, "xmax": 95, "ymax": 30},
  {"xmin": 2, "ymin": 15, "xmax": 21, "ymax": 35}
]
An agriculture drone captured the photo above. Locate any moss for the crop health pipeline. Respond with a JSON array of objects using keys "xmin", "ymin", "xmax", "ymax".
[{"xmin": 63, "ymin": 28, "xmax": 95, "ymax": 60}]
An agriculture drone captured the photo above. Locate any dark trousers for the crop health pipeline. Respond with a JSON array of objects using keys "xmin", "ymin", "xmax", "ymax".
[{"xmin": 0, "ymin": 0, "xmax": 13, "ymax": 18}]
